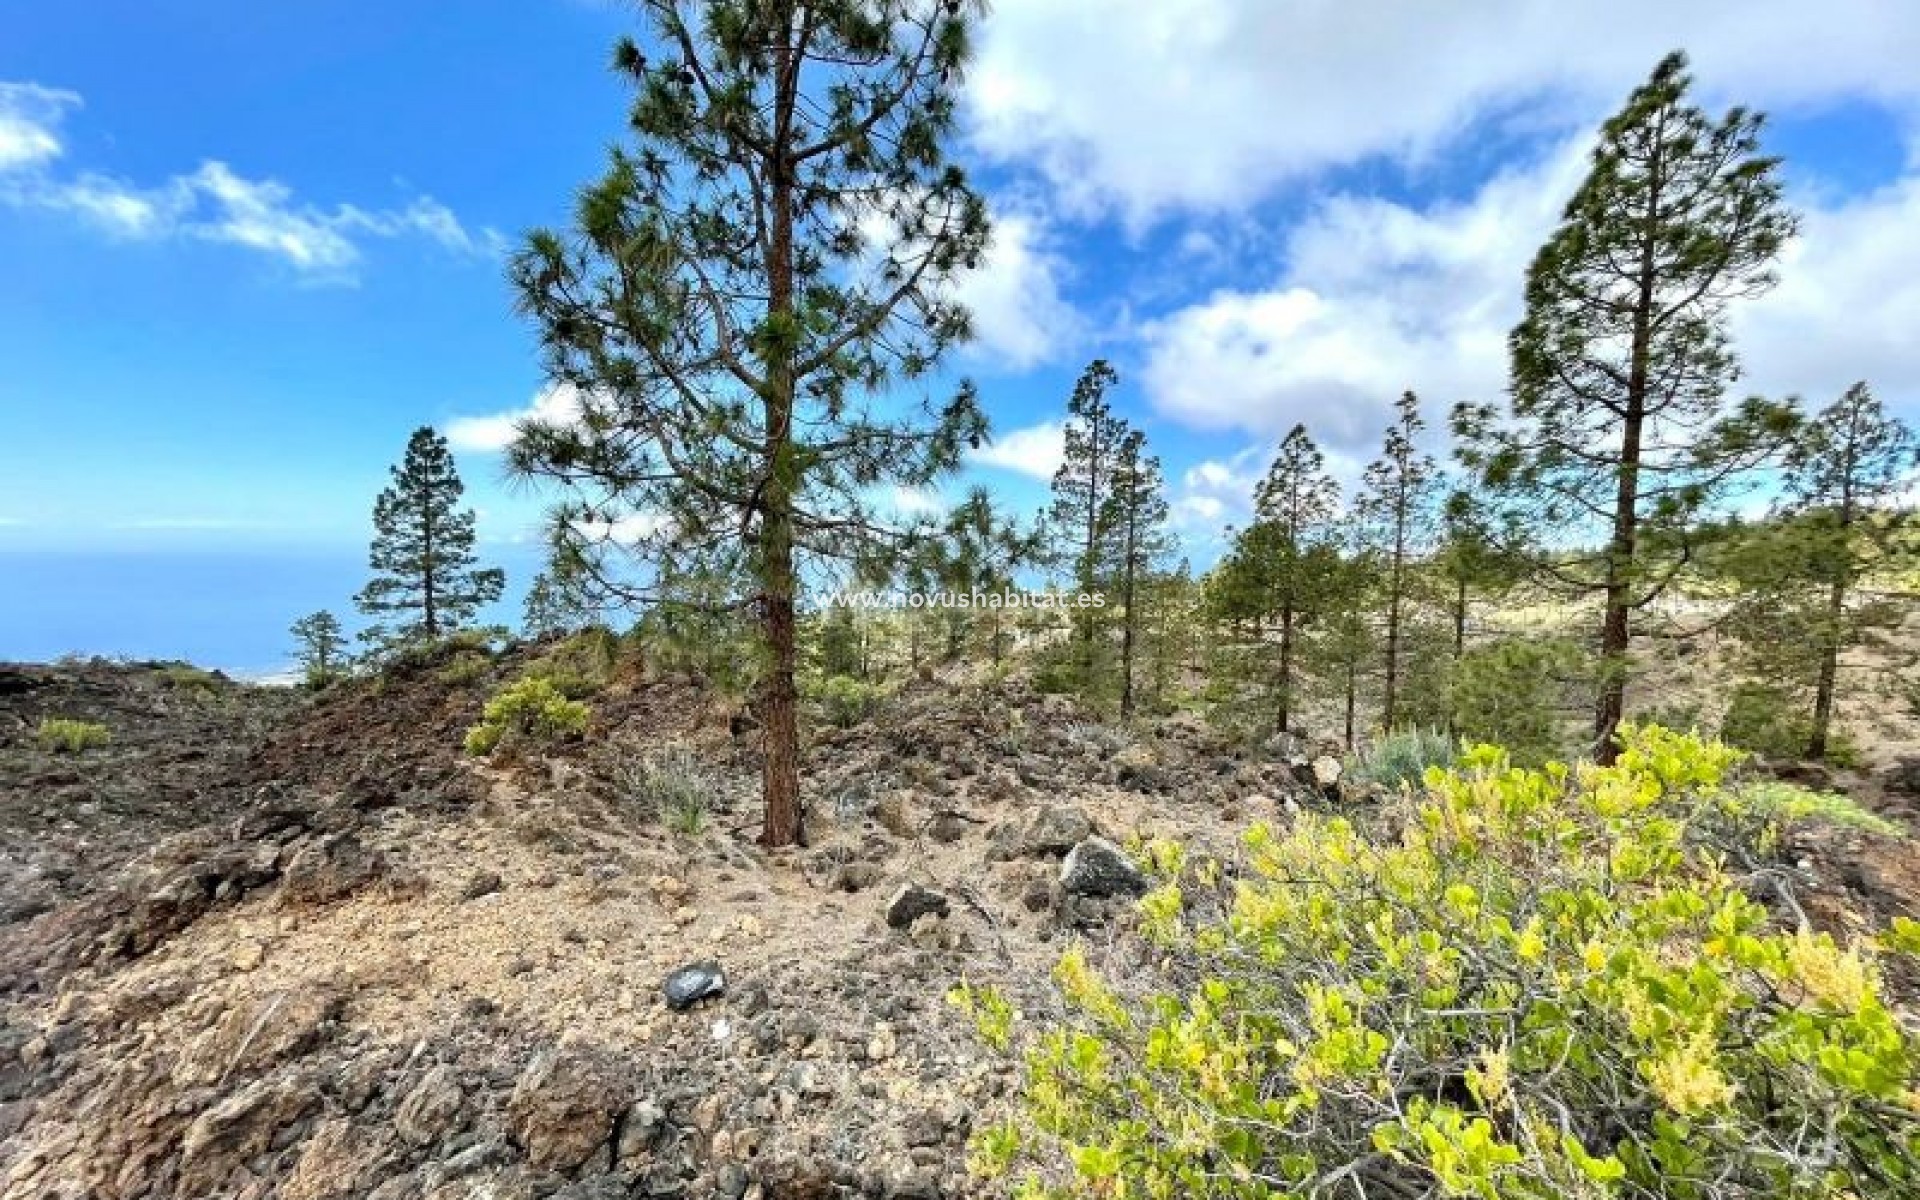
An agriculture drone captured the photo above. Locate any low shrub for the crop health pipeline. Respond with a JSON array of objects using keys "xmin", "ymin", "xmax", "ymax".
[
  {"xmin": 618, "ymin": 748, "xmax": 719, "ymax": 834},
  {"xmin": 156, "ymin": 663, "xmax": 222, "ymax": 693},
  {"xmin": 809, "ymin": 674, "xmax": 886, "ymax": 728},
  {"xmin": 1063, "ymin": 721, "xmax": 1132, "ymax": 756},
  {"xmin": 1448, "ymin": 636, "xmax": 1588, "ymax": 765},
  {"xmin": 464, "ymin": 677, "xmax": 590, "ymax": 756},
  {"xmin": 1720, "ymin": 681, "xmax": 1861, "ymax": 767},
  {"xmin": 36, "ymin": 718, "xmax": 110, "ymax": 753},
  {"xmin": 957, "ymin": 725, "xmax": 1919, "ymax": 1199},
  {"xmin": 1346, "ymin": 727, "xmax": 1455, "ymax": 791},
  {"xmin": 435, "ymin": 652, "xmax": 492, "ymax": 688}
]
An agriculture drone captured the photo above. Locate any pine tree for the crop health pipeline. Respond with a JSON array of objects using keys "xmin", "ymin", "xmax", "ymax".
[
  {"xmin": 506, "ymin": 0, "xmax": 989, "ymax": 846},
  {"xmin": 1101, "ymin": 429, "xmax": 1170, "ymax": 717},
  {"xmin": 1138, "ymin": 560, "xmax": 1198, "ymax": 713},
  {"xmin": 1047, "ymin": 359, "xmax": 1128, "ymax": 682},
  {"xmin": 288, "ymin": 610, "xmax": 347, "ymax": 686},
  {"xmin": 1356, "ymin": 392, "xmax": 1436, "ymax": 731},
  {"xmin": 929, "ymin": 487, "xmax": 1043, "ymax": 663},
  {"xmin": 1433, "ymin": 486, "xmax": 1523, "ymax": 663},
  {"xmin": 523, "ymin": 546, "xmax": 600, "ymax": 638},
  {"xmin": 1455, "ymin": 52, "xmax": 1798, "ymax": 763},
  {"xmin": 1232, "ymin": 424, "xmax": 1345, "ymax": 735},
  {"xmin": 1721, "ymin": 383, "xmax": 1919, "ymax": 759},
  {"xmin": 1305, "ymin": 545, "xmax": 1380, "ymax": 751},
  {"xmin": 355, "ymin": 427, "xmax": 503, "ymax": 652}
]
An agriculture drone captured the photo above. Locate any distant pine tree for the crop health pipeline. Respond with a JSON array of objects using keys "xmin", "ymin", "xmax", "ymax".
[
  {"xmin": 523, "ymin": 547, "xmax": 599, "ymax": 639},
  {"xmin": 1101, "ymin": 429, "xmax": 1170, "ymax": 717},
  {"xmin": 355, "ymin": 427, "xmax": 504, "ymax": 652},
  {"xmin": 1048, "ymin": 359, "xmax": 1129, "ymax": 679},
  {"xmin": 288, "ymin": 610, "xmax": 347, "ymax": 686},
  {"xmin": 1356, "ymin": 392, "xmax": 1437, "ymax": 732}
]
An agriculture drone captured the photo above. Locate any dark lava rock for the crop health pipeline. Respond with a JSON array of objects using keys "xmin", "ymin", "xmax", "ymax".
[
  {"xmin": 662, "ymin": 961, "xmax": 726, "ymax": 1011},
  {"xmin": 1880, "ymin": 757, "xmax": 1920, "ymax": 796},
  {"xmin": 1059, "ymin": 837, "xmax": 1149, "ymax": 899},
  {"xmin": 884, "ymin": 884, "xmax": 950, "ymax": 930},
  {"xmin": 279, "ymin": 832, "xmax": 384, "ymax": 907},
  {"xmin": 457, "ymin": 870, "xmax": 503, "ymax": 901}
]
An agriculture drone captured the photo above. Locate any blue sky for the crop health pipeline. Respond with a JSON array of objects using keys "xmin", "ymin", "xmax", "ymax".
[{"xmin": 4, "ymin": 1, "xmax": 1920, "ymax": 671}]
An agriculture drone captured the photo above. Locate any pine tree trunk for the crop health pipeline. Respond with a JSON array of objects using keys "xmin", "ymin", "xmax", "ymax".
[
  {"xmin": 1344, "ymin": 660, "xmax": 1357, "ymax": 750},
  {"xmin": 1453, "ymin": 577, "xmax": 1468, "ymax": 660},
  {"xmin": 1119, "ymin": 513, "xmax": 1138, "ymax": 717},
  {"xmin": 421, "ymin": 502, "xmax": 439, "ymax": 640},
  {"xmin": 1807, "ymin": 576, "xmax": 1846, "ymax": 760},
  {"xmin": 760, "ymin": 518, "xmax": 803, "ymax": 848},
  {"xmin": 1277, "ymin": 607, "xmax": 1295, "ymax": 734},
  {"xmin": 1382, "ymin": 492, "xmax": 1407, "ymax": 731},
  {"xmin": 1596, "ymin": 418, "xmax": 1642, "ymax": 765},
  {"xmin": 1595, "ymin": 130, "xmax": 1663, "ymax": 767},
  {"xmin": 758, "ymin": 17, "xmax": 803, "ymax": 848}
]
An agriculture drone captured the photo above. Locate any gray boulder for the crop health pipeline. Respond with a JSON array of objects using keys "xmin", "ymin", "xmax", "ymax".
[
  {"xmin": 885, "ymin": 884, "xmax": 951, "ymax": 930},
  {"xmin": 1059, "ymin": 837, "xmax": 1149, "ymax": 898}
]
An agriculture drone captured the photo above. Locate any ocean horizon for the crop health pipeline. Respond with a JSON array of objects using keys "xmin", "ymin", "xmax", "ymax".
[{"xmin": 0, "ymin": 545, "xmax": 542, "ymax": 677}]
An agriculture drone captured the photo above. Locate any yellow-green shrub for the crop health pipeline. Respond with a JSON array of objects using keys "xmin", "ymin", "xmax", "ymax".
[
  {"xmin": 807, "ymin": 673, "xmax": 886, "ymax": 728},
  {"xmin": 960, "ymin": 725, "xmax": 1918, "ymax": 1199},
  {"xmin": 36, "ymin": 718, "xmax": 110, "ymax": 753},
  {"xmin": 463, "ymin": 677, "xmax": 590, "ymax": 756}
]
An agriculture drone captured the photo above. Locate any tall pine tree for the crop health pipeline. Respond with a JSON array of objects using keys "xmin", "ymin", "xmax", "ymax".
[
  {"xmin": 1048, "ymin": 358, "xmax": 1128, "ymax": 683},
  {"xmin": 355, "ymin": 427, "xmax": 503, "ymax": 651},
  {"xmin": 1233, "ymin": 424, "xmax": 1344, "ymax": 735},
  {"xmin": 1455, "ymin": 52, "xmax": 1797, "ymax": 762},
  {"xmin": 1721, "ymin": 383, "xmax": 1919, "ymax": 759},
  {"xmin": 1356, "ymin": 391, "xmax": 1436, "ymax": 732},
  {"xmin": 1101, "ymin": 428, "xmax": 1169, "ymax": 717},
  {"xmin": 506, "ymin": 0, "xmax": 989, "ymax": 846}
]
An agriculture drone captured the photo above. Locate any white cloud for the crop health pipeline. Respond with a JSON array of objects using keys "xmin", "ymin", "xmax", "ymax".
[
  {"xmin": 970, "ymin": 419, "xmax": 1066, "ymax": 480},
  {"xmin": 1140, "ymin": 129, "xmax": 1920, "ymax": 449},
  {"xmin": 0, "ymin": 79, "xmax": 501, "ymax": 280},
  {"xmin": 445, "ymin": 384, "xmax": 586, "ymax": 453},
  {"xmin": 968, "ymin": 0, "xmax": 1920, "ymax": 224},
  {"xmin": 0, "ymin": 82, "xmax": 75, "ymax": 171},
  {"xmin": 1139, "ymin": 139, "xmax": 1586, "ymax": 449},
  {"xmin": 886, "ymin": 485, "xmax": 947, "ymax": 516},
  {"xmin": 950, "ymin": 209, "xmax": 1085, "ymax": 370},
  {"xmin": 573, "ymin": 510, "xmax": 672, "ymax": 547},
  {"xmin": 1170, "ymin": 447, "xmax": 1264, "ymax": 533},
  {"xmin": 1737, "ymin": 173, "xmax": 1920, "ymax": 405}
]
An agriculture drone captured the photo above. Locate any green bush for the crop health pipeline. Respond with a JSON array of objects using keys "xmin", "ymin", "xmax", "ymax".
[
  {"xmin": 957, "ymin": 726, "xmax": 1919, "ymax": 1199},
  {"xmin": 1346, "ymin": 728, "xmax": 1455, "ymax": 791},
  {"xmin": 464, "ymin": 677, "xmax": 590, "ymax": 756},
  {"xmin": 809, "ymin": 674, "xmax": 886, "ymax": 728},
  {"xmin": 1719, "ymin": 682, "xmax": 1859, "ymax": 766},
  {"xmin": 156, "ymin": 663, "xmax": 222, "ymax": 693},
  {"xmin": 435, "ymin": 652, "xmax": 493, "ymax": 688},
  {"xmin": 1449, "ymin": 636, "xmax": 1587, "ymax": 765},
  {"xmin": 36, "ymin": 718, "xmax": 110, "ymax": 753}
]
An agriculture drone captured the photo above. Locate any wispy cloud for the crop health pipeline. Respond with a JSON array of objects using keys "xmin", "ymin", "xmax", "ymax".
[
  {"xmin": 445, "ymin": 383, "xmax": 586, "ymax": 453},
  {"xmin": 0, "ymin": 80, "xmax": 503, "ymax": 282},
  {"xmin": 969, "ymin": 419, "xmax": 1065, "ymax": 480}
]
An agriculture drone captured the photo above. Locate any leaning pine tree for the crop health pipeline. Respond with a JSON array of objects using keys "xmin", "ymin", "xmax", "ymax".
[
  {"xmin": 1455, "ymin": 52, "xmax": 1798, "ymax": 763},
  {"xmin": 355, "ymin": 427, "xmax": 504, "ymax": 652},
  {"xmin": 507, "ymin": 0, "xmax": 989, "ymax": 847}
]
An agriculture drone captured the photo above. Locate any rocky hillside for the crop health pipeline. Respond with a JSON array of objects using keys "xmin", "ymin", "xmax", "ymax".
[{"xmin": 2, "ymin": 648, "xmax": 1916, "ymax": 1200}]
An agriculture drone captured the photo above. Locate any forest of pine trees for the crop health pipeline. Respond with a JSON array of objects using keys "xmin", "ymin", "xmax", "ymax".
[{"xmin": 293, "ymin": 35, "xmax": 1920, "ymax": 841}]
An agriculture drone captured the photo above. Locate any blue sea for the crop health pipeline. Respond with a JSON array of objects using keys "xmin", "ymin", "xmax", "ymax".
[{"xmin": 0, "ymin": 546, "xmax": 544, "ymax": 677}]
